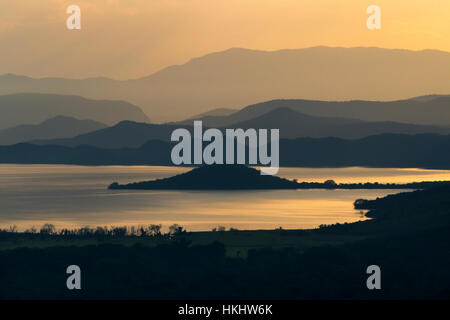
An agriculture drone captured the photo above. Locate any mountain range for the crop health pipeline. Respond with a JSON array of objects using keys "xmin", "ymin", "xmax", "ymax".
[
  {"xmin": 188, "ymin": 108, "xmax": 238, "ymax": 119},
  {"xmin": 2, "ymin": 134, "xmax": 450, "ymax": 170},
  {"xmin": 2, "ymin": 47, "xmax": 450, "ymax": 122},
  {"xmin": 30, "ymin": 106, "xmax": 450, "ymax": 148},
  {"xmin": 31, "ymin": 121, "xmax": 185, "ymax": 149},
  {"xmin": 181, "ymin": 96, "xmax": 450, "ymax": 127},
  {"xmin": 0, "ymin": 93, "xmax": 150, "ymax": 130},
  {"xmin": 218, "ymin": 107, "xmax": 450, "ymax": 139},
  {"xmin": 0, "ymin": 116, "xmax": 107, "ymax": 145}
]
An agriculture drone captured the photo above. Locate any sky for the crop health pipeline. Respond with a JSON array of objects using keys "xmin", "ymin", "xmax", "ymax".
[{"xmin": 0, "ymin": 0, "xmax": 449, "ymax": 79}]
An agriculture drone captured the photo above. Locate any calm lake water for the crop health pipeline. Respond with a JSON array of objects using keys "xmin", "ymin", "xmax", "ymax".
[{"xmin": 1, "ymin": 165, "xmax": 450, "ymax": 231}]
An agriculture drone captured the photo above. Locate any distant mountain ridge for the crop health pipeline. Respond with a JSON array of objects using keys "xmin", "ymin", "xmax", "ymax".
[
  {"xmin": 188, "ymin": 108, "xmax": 238, "ymax": 119},
  {"xmin": 0, "ymin": 116, "xmax": 107, "ymax": 145},
  {"xmin": 31, "ymin": 107, "xmax": 450, "ymax": 148},
  {"xmin": 0, "ymin": 93, "xmax": 150, "ymax": 130},
  {"xmin": 31, "ymin": 121, "xmax": 187, "ymax": 148},
  {"xmin": 2, "ymin": 134, "xmax": 450, "ymax": 170},
  {"xmin": 2, "ymin": 47, "xmax": 450, "ymax": 122},
  {"xmin": 225, "ymin": 107, "xmax": 450, "ymax": 139},
  {"xmin": 187, "ymin": 96, "xmax": 450, "ymax": 128}
]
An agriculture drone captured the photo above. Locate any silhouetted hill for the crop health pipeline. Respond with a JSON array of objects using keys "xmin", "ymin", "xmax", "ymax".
[
  {"xmin": 109, "ymin": 165, "xmax": 450, "ymax": 190},
  {"xmin": 188, "ymin": 108, "xmax": 238, "ymax": 119},
  {"xmin": 0, "ymin": 93, "xmax": 150, "ymax": 130},
  {"xmin": 192, "ymin": 97, "xmax": 450, "ymax": 128},
  {"xmin": 355, "ymin": 184, "xmax": 450, "ymax": 221},
  {"xmin": 2, "ymin": 47, "xmax": 450, "ymax": 122},
  {"xmin": 0, "ymin": 140, "xmax": 172, "ymax": 165},
  {"xmin": 32, "ymin": 121, "xmax": 185, "ymax": 149},
  {"xmin": 225, "ymin": 107, "xmax": 450, "ymax": 139},
  {"xmin": 407, "ymin": 94, "xmax": 450, "ymax": 103},
  {"xmin": 0, "ymin": 116, "xmax": 107, "ymax": 145},
  {"xmin": 33, "ymin": 110, "xmax": 450, "ymax": 147},
  {"xmin": 109, "ymin": 165, "xmax": 298, "ymax": 190},
  {"xmin": 280, "ymin": 134, "xmax": 450, "ymax": 168}
]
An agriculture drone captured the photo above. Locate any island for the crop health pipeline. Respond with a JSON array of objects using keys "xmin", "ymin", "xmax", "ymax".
[
  {"xmin": 108, "ymin": 164, "xmax": 450, "ymax": 190},
  {"xmin": 108, "ymin": 165, "xmax": 299, "ymax": 190}
]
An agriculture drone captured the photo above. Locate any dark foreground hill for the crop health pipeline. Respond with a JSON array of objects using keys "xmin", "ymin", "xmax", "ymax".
[
  {"xmin": 355, "ymin": 184, "xmax": 450, "ymax": 221},
  {"xmin": 1, "ymin": 182, "xmax": 450, "ymax": 299}
]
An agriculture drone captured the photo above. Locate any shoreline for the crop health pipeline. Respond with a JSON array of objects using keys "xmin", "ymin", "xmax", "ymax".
[{"xmin": 3, "ymin": 162, "xmax": 450, "ymax": 171}]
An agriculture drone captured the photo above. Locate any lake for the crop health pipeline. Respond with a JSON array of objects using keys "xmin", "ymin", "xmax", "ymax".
[{"xmin": 1, "ymin": 165, "xmax": 450, "ymax": 232}]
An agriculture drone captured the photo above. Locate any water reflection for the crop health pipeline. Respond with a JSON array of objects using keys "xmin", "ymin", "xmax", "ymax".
[{"xmin": 1, "ymin": 165, "xmax": 449, "ymax": 231}]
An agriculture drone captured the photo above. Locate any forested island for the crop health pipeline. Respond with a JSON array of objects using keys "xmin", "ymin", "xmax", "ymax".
[{"xmin": 108, "ymin": 165, "xmax": 450, "ymax": 190}]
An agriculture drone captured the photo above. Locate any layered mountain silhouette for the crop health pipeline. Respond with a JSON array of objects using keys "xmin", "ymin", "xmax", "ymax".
[
  {"xmin": 2, "ymin": 47, "xmax": 450, "ymax": 122},
  {"xmin": 2, "ymin": 134, "xmax": 450, "ymax": 170},
  {"xmin": 188, "ymin": 108, "xmax": 238, "ymax": 119},
  {"xmin": 30, "ymin": 107, "xmax": 450, "ymax": 148},
  {"xmin": 0, "ymin": 116, "xmax": 107, "ymax": 145},
  {"xmin": 184, "ymin": 96, "xmax": 450, "ymax": 128},
  {"xmin": 222, "ymin": 107, "xmax": 450, "ymax": 139},
  {"xmin": 280, "ymin": 134, "xmax": 450, "ymax": 168},
  {"xmin": 0, "ymin": 140, "xmax": 172, "ymax": 165},
  {"xmin": 0, "ymin": 93, "xmax": 150, "ymax": 130},
  {"xmin": 31, "ymin": 121, "xmax": 187, "ymax": 149}
]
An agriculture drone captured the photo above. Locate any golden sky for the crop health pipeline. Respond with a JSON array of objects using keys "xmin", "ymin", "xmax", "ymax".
[{"xmin": 1, "ymin": 0, "xmax": 449, "ymax": 79}]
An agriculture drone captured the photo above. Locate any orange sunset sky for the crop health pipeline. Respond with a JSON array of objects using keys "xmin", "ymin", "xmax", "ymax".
[{"xmin": 0, "ymin": 0, "xmax": 449, "ymax": 79}]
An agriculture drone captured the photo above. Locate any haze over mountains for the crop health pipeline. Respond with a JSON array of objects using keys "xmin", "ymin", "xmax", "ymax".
[
  {"xmin": 0, "ymin": 116, "xmax": 107, "ymax": 146},
  {"xmin": 188, "ymin": 108, "xmax": 238, "ymax": 119},
  {"xmin": 32, "ymin": 121, "xmax": 184, "ymax": 149},
  {"xmin": 1, "ymin": 94, "xmax": 449, "ymax": 168},
  {"xmin": 2, "ymin": 47, "xmax": 450, "ymax": 122},
  {"xmin": 28, "ymin": 106, "xmax": 450, "ymax": 148},
  {"xmin": 1, "ymin": 45, "xmax": 450, "ymax": 169},
  {"xmin": 182, "ymin": 96, "xmax": 450, "ymax": 127},
  {"xmin": 211, "ymin": 107, "xmax": 450, "ymax": 139},
  {"xmin": 0, "ymin": 93, "xmax": 150, "ymax": 130}
]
